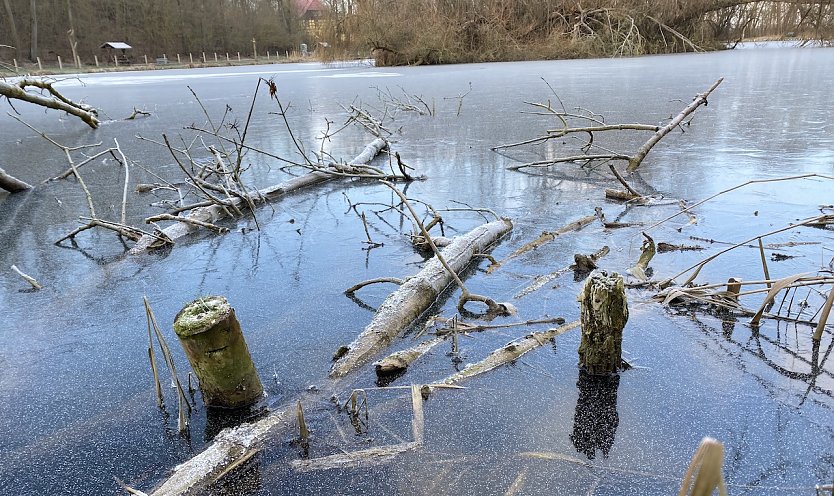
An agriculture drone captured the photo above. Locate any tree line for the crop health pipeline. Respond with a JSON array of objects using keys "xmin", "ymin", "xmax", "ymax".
[
  {"xmin": 1, "ymin": 0, "xmax": 307, "ymax": 64},
  {"xmin": 317, "ymin": 0, "xmax": 834, "ymax": 65}
]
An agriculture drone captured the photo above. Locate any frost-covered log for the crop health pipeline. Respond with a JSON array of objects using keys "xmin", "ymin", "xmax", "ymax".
[
  {"xmin": 0, "ymin": 79, "xmax": 99, "ymax": 128},
  {"xmin": 331, "ymin": 218, "xmax": 514, "ymax": 378},
  {"xmin": 148, "ymin": 402, "xmax": 295, "ymax": 496},
  {"xmin": 130, "ymin": 138, "xmax": 388, "ymax": 254}
]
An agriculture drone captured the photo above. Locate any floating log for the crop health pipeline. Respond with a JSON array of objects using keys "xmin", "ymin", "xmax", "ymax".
[
  {"xmin": 173, "ymin": 296, "xmax": 263, "ymax": 408},
  {"xmin": 130, "ymin": 138, "xmax": 388, "ymax": 254},
  {"xmin": 442, "ymin": 321, "xmax": 580, "ymax": 385},
  {"xmin": 331, "ymin": 218, "xmax": 513, "ymax": 378},
  {"xmin": 0, "ymin": 167, "xmax": 32, "ymax": 192},
  {"xmin": 577, "ymin": 272, "xmax": 628, "ymax": 375}
]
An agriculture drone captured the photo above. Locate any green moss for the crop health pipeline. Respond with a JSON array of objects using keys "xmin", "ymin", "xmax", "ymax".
[{"xmin": 173, "ymin": 296, "xmax": 231, "ymax": 337}]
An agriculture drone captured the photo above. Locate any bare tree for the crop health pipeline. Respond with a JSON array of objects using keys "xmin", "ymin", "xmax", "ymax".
[
  {"xmin": 28, "ymin": 0, "xmax": 37, "ymax": 61},
  {"xmin": 2, "ymin": 0, "xmax": 22, "ymax": 61}
]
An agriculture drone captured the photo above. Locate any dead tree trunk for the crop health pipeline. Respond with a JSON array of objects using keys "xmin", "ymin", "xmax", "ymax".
[
  {"xmin": 577, "ymin": 271, "xmax": 628, "ymax": 375},
  {"xmin": 331, "ymin": 218, "xmax": 514, "ymax": 378},
  {"xmin": 0, "ymin": 79, "xmax": 99, "ymax": 128},
  {"xmin": 0, "ymin": 167, "xmax": 33, "ymax": 192},
  {"xmin": 173, "ymin": 296, "xmax": 264, "ymax": 409}
]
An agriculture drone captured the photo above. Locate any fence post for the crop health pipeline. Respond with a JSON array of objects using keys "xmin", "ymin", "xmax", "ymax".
[
  {"xmin": 57, "ymin": 55, "xmax": 63, "ymax": 70},
  {"xmin": 94, "ymin": 55, "xmax": 99, "ymax": 67}
]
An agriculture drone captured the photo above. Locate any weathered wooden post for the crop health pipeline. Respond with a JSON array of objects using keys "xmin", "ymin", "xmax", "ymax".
[
  {"xmin": 173, "ymin": 296, "xmax": 264, "ymax": 409},
  {"xmin": 577, "ymin": 271, "xmax": 628, "ymax": 375}
]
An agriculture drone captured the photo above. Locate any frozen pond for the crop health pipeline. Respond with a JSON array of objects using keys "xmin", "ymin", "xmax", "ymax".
[{"xmin": 1, "ymin": 45, "xmax": 833, "ymax": 495}]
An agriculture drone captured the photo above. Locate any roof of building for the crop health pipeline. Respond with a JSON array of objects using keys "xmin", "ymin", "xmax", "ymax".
[
  {"xmin": 100, "ymin": 42, "xmax": 132, "ymax": 50},
  {"xmin": 295, "ymin": 0, "xmax": 325, "ymax": 15}
]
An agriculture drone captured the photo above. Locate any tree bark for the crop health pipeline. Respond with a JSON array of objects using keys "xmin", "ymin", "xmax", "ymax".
[
  {"xmin": 577, "ymin": 272, "xmax": 628, "ymax": 375},
  {"xmin": 173, "ymin": 296, "xmax": 264, "ymax": 409},
  {"xmin": 331, "ymin": 218, "xmax": 514, "ymax": 378},
  {"xmin": 0, "ymin": 167, "xmax": 33, "ymax": 192}
]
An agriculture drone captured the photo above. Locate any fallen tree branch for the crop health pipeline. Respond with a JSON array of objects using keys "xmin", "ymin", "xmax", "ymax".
[
  {"xmin": 0, "ymin": 78, "xmax": 99, "ymax": 128},
  {"xmin": 0, "ymin": 166, "xmax": 32, "ymax": 192},
  {"xmin": 442, "ymin": 321, "xmax": 580, "ymax": 384},
  {"xmin": 502, "ymin": 79, "xmax": 723, "ymax": 176},
  {"xmin": 661, "ymin": 214, "xmax": 834, "ymax": 287},
  {"xmin": 130, "ymin": 138, "xmax": 389, "ymax": 254},
  {"xmin": 374, "ymin": 337, "xmax": 444, "ymax": 376},
  {"xmin": 11, "ymin": 264, "xmax": 42, "ymax": 290},
  {"xmin": 345, "ymin": 277, "xmax": 404, "ymax": 294},
  {"xmin": 487, "ymin": 213, "xmax": 597, "ymax": 273},
  {"xmin": 627, "ymin": 78, "xmax": 723, "ymax": 172},
  {"xmin": 330, "ymin": 217, "xmax": 513, "ymax": 378},
  {"xmin": 290, "ymin": 385, "xmax": 425, "ymax": 472},
  {"xmin": 383, "ymin": 181, "xmax": 514, "ymax": 315}
]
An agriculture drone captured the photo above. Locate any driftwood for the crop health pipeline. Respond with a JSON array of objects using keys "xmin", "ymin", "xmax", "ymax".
[
  {"xmin": 0, "ymin": 166, "xmax": 32, "ymax": 192},
  {"xmin": 514, "ymin": 246, "xmax": 610, "ymax": 299},
  {"xmin": 130, "ymin": 138, "xmax": 388, "ymax": 254},
  {"xmin": 500, "ymin": 79, "xmax": 723, "ymax": 180},
  {"xmin": 441, "ymin": 321, "xmax": 580, "ymax": 385},
  {"xmin": 0, "ymin": 78, "xmax": 99, "ymax": 128},
  {"xmin": 11, "ymin": 264, "xmax": 42, "ymax": 290},
  {"xmin": 331, "ymin": 218, "xmax": 514, "ymax": 378},
  {"xmin": 374, "ymin": 337, "xmax": 444, "ymax": 376},
  {"xmin": 487, "ymin": 214, "xmax": 597, "ymax": 274},
  {"xmin": 148, "ymin": 403, "xmax": 295, "ymax": 496},
  {"xmin": 627, "ymin": 232, "xmax": 656, "ymax": 282},
  {"xmin": 628, "ymin": 78, "xmax": 723, "ymax": 172}
]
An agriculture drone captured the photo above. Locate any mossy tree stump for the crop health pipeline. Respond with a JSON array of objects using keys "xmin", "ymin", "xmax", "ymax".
[
  {"xmin": 173, "ymin": 296, "xmax": 264, "ymax": 409},
  {"xmin": 577, "ymin": 272, "xmax": 628, "ymax": 375}
]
